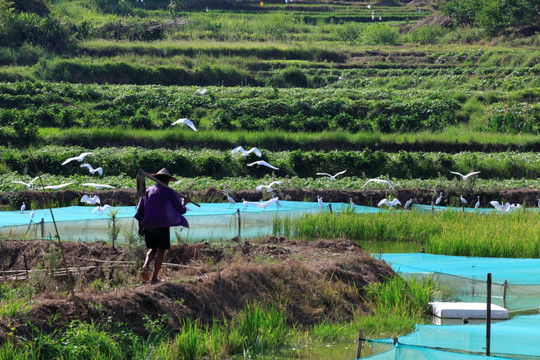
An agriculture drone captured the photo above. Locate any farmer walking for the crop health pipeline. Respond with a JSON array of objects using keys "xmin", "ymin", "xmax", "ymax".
[{"xmin": 134, "ymin": 168, "xmax": 190, "ymax": 284}]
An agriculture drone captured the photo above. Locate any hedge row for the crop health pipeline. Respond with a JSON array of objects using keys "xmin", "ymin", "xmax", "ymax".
[{"xmin": 2, "ymin": 146, "xmax": 539, "ymax": 180}]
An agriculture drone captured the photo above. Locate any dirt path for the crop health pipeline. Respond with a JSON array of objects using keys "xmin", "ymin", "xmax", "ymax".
[{"xmin": 0, "ymin": 237, "xmax": 394, "ymax": 342}]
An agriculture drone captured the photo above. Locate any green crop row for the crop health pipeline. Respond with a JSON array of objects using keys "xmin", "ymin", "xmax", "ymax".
[
  {"xmin": 3, "ymin": 171, "xmax": 540, "ymax": 195},
  {"xmin": 2, "ymin": 146, "xmax": 539, "ymax": 180}
]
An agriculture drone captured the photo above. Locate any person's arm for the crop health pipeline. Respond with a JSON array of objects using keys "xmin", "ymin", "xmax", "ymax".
[
  {"xmin": 134, "ymin": 197, "xmax": 145, "ymax": 233},
  {"xmin": 168, "ymin": 189, "xmax": 187, "ymax": 215}
]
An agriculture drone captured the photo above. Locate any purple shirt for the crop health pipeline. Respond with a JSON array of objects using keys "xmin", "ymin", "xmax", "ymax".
[{"xmin": 134, "ymin": 184, "xmax": 189, "ymax": 231}]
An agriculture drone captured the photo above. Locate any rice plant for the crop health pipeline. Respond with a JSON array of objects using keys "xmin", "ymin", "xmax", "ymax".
[{"xmin": 273, "ymin": 211, "xmax": 540, "ymax": 258}]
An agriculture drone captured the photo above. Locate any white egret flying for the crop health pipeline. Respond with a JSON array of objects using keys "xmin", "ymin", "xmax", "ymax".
[
  {"xmin": 362, "ymin": 178, "xmax": 394, "ymax": 190},
  {"xmin": 255, "ymin": 181, "xmax": 282, "ymax": 192},
  {"xmin": 80, "ymin": 163, "xmax": 103, "ymax": 176},
  {"xmin": 11, "ymin": 177, "xmax": 38, "ymax": 188},
  {"xmin": 450, "ymin": 171, "xmax": 481, "ymax": 180},
  {"xmin": 81, "ymin": 183, "xmax": 115, "ymax": 189},
  {"xmin": 62, "ymin": 152, "xmax": 93, "ymax": 165},
  {"xmin": 172, "ymin": 118, "xmax": 198, "ymax": 131},
  {"xmin": 197, "ymin": 88, "xmax": 207, "ymax": 95},
  {"xmin": 246, "ymin": 160, "xmax": 279, "ymax": 170},
  {"xmin": 378, "ymin": 198, "xmax": 401, "ymax": 209},
  {"xmin": 44, "ymin": 182, "xmax": 74, "ymax": 190},
  {"xmin": 81, "ymin": 194, "xmax": 101, "ymax": 205},
  {"xmin": 242, "ymin": 198, "xmax": 262, "ymax": 209},
  {"xmin": 259, "ymin": 197, "xmax": 281, "ymax": 209},
  {"xmin": 231, "ymin": 146, "xmax": 262, "ymax": 157},
  {"xmin": 92, "ymin": 204, "xmax": 112, "ymax": 214},
  {"xmin": 316, "ymin": 170, "xmax": 347, "ymax": 180}
]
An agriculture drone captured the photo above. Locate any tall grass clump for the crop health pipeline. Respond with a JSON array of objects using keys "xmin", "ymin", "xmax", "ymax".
[
  {"xmin": 228, "ymin": 301, "xmax": 289, "ymax": 357},
  {"xmin": 274, "ymin": 211, "xmax": 540, "ymax": 258}
]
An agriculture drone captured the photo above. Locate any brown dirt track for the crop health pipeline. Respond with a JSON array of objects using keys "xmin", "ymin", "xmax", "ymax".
[{"xmin": 0, "ymin": 237, "xmax": 394, "ymax": 343}]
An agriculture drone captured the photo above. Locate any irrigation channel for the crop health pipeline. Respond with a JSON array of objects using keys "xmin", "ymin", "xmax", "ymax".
[{"xmin": 2, "ymin": 201, "xmax": 540, "ymax": 359}]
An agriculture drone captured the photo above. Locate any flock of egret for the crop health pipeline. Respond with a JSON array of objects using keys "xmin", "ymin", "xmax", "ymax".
[{"xmin": 14, "ymin": 151, "xmax": 114, "ymax": 216}]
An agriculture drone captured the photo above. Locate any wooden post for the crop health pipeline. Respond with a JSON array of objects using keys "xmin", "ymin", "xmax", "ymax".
[
  {"xmin": 236, "ymin": 209, "xmax": 241, "ymax": 242},
  {"xmin": 393, "ymin": 337, "xmax": 398, "ymax": 345},
  {"xmin": 356, "ymin": 329, "xmax": 364, "ymax": 359},
  {"xmin": 23, "ymin": 254, "xmax": 29, "ymax": 279},
  {"xmin": 328, "ymin": 203, "xmax": 333, "ymax": 213},
  {"xmin": 486, "ymin": 273, "xmax": 492, "ymax": 356},
  {"xmin": 431, "ymin": 201, "xmax": 434, "ymax": 213},
  {"xmin": 503, "ymin": 280, "xmax": 508, "ymax": 309},
  {"xmin": 40, "ymin": 218, "xmax": 44, "ymax": 237}
]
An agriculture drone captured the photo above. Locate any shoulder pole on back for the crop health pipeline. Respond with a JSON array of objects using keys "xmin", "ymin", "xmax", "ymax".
[{"xmin": 136, "ymin": 169, "xmax": 200, "ymax": 207}]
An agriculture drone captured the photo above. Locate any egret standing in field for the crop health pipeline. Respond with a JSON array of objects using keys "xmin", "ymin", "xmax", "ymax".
[
  {"xmin": 81, "ymin": 163, "xmax": 103, "ymax": 176},
  {"xmin": 317, "ymin": 195, "xmax": 324, "ymax": 208},
  {"xmin": 538, "ymin": 199, "xmax": 540, "ymax": 207},
  {"xmin": 226, "ymin": 190, "xmax": 236, "ymax": 207},
  {"xmin": 349, "ymin": 197, "xmax": 357, "ymax": 210},
  {"xmin": 20, "ymin": 202, "xmax": 26, "ymax": 214},
  {"xmin": 450, "ymin": 171, "xmax": 481, "ymax": 180},
  {"xmin": 474, "ymin": 196, "xmax": 480, "ymax": 209},
  {"xmin": 62, "ymin": 152, "xmax": 93, "ymax": 165},
  {"xmin": 172, "ymin": 118, "xmax": 198, "ymax": 131},
  {"xmin": 435, "ymin": 192, "xmax": 443, "ymax": 205},
  {"xmin": 460, "ymin": 195, "xmax": 467, "ymax": 205},
  {"xmin": 316, "ymin": 170, "xmax": 347, "ymax": 180},
  {"xmin": 404, "ymin": 198, "xmax": 413, "ymax": 209}
]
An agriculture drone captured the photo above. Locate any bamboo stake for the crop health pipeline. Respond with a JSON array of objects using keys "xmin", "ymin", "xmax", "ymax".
[
  {"xmin": 356, "ymin": 329, "xmax": 364, "ymax": 359},
  {"xmin": 29, "ymin": 149, "xmax": 81, "ymax": 319},
  {"xmin": 486, "ymin": 273, "xmax": 492, "ymax": 356}
]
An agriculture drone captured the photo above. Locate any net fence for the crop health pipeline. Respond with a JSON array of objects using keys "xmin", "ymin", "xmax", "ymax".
[{"xmin": 381, "ymin": 253, "xmax": 540, "ymax": 311}]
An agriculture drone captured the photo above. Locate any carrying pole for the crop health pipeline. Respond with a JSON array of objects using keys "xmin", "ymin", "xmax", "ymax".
[
  {"xmin": 237, "ymin": 209, "xmax": 241, "ymax": 241},
  {"xmin": 486, "ymin": 273, "xmax": 492, "ymax": 356},
  {"xmin": 136, "ymin": 169, "xmax": 200, "ymax": 207}
]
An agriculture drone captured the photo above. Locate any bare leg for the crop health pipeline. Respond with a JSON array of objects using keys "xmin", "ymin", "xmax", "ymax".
[
  {"xmin": 143, "ymin": 248, "xmax": 156, "ymax": 272},
  {"xmin": 151, "ymin": 249, "xmax": 167, "ymax": 283}
]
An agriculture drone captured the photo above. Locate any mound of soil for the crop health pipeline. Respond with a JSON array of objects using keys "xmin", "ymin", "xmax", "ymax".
[{"xmin": 0, "ymin": 237, "xmax": 394, "ymax": 343}]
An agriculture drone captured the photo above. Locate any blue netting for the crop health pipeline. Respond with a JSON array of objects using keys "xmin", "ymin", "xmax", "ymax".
[
  {"xmin": 381, "ymin": 253, "xmax": 540, "ymax": 285},
  {"xmin": 362, "ymin": 343, "xmax": 515, "ymax": 360},
  {"xmin": 381, "ymin": 253, "xmax": 540, "ymax": 311},
  {"xmin": 370, "ymin": 314, "xmax": 540, "ymax": 358}
]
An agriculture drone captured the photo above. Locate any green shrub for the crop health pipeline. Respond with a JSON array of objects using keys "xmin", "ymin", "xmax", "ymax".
[
  {"xmin": 409, "ymin": 25, "xmax": 446, "ymax": 45},
  {"xmin": 364, "ymin": 24, "xmax": 400, "ymax": 45},
  {"xmin": 336, "ymin": 22, "xmax": 363, "ymax": 44}
]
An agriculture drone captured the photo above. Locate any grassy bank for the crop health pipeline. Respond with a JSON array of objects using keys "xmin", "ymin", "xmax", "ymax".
[
  {"xmin": 273, "ymin": 211, "xmax": 540, "ymax": 258},
  {"xmin": 0, "ymin": 275, "xmax": 437, "ymax": 359}
]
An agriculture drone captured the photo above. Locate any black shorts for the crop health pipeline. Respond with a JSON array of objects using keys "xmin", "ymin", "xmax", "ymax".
[{"xmin": 144, "ymin": 227, "xmax": 170, "ymax": 250}]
